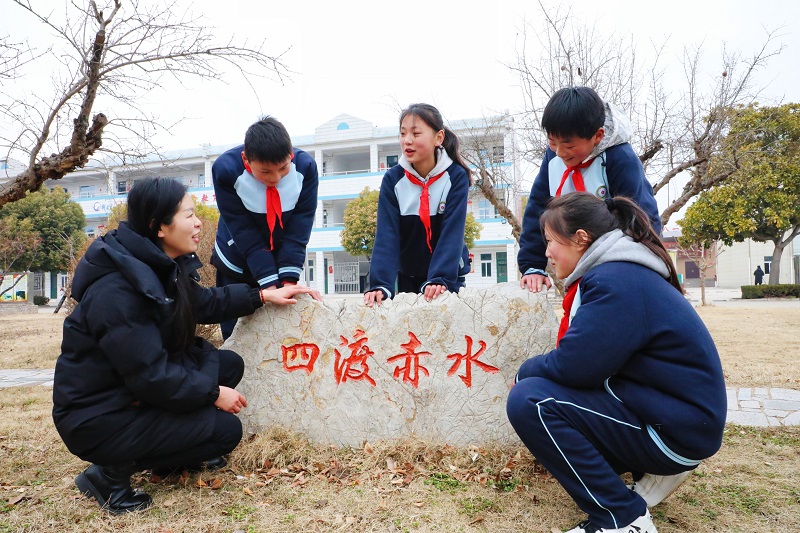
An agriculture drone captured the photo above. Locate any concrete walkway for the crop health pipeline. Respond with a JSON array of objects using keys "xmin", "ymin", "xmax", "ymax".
[{"xmin": 1, "ymin": 367, "xmax": 798, "ymax": 428}]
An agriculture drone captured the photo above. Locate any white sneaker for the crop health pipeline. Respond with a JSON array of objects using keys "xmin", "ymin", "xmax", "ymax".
[
  {"xmin": 633, "ymin": 470, "xmax": 693, "ymax": 507},
  {"xmin": 566, "ymin": 509, "xmax": 657, "ymax": 532}
]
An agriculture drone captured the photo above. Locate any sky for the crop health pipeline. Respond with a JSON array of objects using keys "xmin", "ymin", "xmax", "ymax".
[
  {"xmin": 2, "ymin": 0, "xmax": 800, "ymax": 221},
  {"xmin": 151, "ymin": 0, "xmax": 800, "ymax": 146},
  {"xmin": 2, "ymin": 0, "xmax": 799, "ymax": 145}
]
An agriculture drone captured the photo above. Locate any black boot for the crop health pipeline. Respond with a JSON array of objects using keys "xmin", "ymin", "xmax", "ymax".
[
  {"xmin": 151, "ymin": 456, "xmax": 227, "ymax": 479},
  {"xmin": 75, "ymin": 464, "xmax": 152, "ymax": 515}
]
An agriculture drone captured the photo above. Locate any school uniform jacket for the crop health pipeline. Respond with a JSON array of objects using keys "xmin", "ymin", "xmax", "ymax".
[
  {"xmin": 368, "ymin": 150, "xmax": 471, "ymax": 298},
  {"xmin": 212, "ymin": 145, "xmax": 318, "ymax": 288},
  {"xmin": 52, "ymin": 223, "xmax": 262, "ymax": 458},
  {"xmin": 517, "ymin": 102, "xmax": 660, "ymax": 276},
  {"xmin": 517, "ymin": 230, "xmax": 727, "ymax": 461}
]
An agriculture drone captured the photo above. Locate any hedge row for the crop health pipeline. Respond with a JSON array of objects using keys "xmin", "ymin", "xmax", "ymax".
[{"xmin": 740, "ymin": 284, "xmax": 800, "ymax": 299}]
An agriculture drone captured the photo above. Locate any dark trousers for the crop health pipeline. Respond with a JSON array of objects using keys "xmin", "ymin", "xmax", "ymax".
[
  {"xmin": 506, "ymin": 377, "xmax": 696, "ymax": 529},
  {"xmin": 81, "ymin": 350, "xmax": 245, "ymax": 470},
  {"xmin": 396, "ymin": 272, "xmax": 465, "ymax": 295}
]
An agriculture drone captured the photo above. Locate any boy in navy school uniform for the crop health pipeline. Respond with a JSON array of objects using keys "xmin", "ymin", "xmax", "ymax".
[
  {"xmin": 211, "ymin": 116, "xmax": 319, "ymax": 338},
  {"xmin": 517, "ymin": 86, "xmax": 661, "ymax": 293}
]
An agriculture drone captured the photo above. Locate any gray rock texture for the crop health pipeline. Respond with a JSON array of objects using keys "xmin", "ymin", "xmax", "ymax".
[{"xmin": 227, "ymin": 283, "xmax": 557, "ymax": 446}]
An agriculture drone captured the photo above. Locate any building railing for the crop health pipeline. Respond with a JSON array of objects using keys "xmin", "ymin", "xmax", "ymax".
[{"xmin": 323, "ymin": 168, "xmax": 372, "ymax": 176}]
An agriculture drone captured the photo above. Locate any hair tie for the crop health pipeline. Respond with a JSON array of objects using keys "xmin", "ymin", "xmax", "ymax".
[{"xmin": 604, "ymin": 197, "xmax": 616, "ymax": 211}]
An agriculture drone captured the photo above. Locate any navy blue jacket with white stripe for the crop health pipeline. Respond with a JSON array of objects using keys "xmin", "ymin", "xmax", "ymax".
[
  {"xmin": 517, "ymin": 103, "xmax": 660, "ymax": 276},
  {"xmin": 368, "ymin": 150, "xmax": 471, "ymax": 298},
  {"xmin": 517, "ymin": 231, "xmax": 726, "ymax": 461},
  {"xmin": 211, "ymin": 145, "xmax": 318, "ymax": 288},
  {"xmin": 518, "ymin": 143, "xmax": 661, "ymax": 275}
]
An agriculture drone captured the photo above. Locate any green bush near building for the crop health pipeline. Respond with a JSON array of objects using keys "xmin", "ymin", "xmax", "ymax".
[{"xmin": 740, "ymin": 284, "xmax": 800, "ymax": 299}]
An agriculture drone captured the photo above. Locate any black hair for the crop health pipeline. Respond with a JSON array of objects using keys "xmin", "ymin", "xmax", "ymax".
[
  {"xmin": 541, "ymin": 87, "xmax": 605, "ymax": 140},
  {"xmin": 399, "ymin": 103, "xmax": 472, "ymax": 181},
  {"xmin": 127, "ymin": 177, "xmax": 197, "ymax": 352},
  {"xmin": 540, "ymin": 192, "xmax": 682, "ymax": 292},
  {"xmin": 243, "ymin": 116, "xmax": 293, "ymax": 164}
]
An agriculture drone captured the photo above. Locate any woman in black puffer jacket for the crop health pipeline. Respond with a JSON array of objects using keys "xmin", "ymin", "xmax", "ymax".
[{"xmin": 53, "ymin": 177, "xmax": 318, "ymax": 514}]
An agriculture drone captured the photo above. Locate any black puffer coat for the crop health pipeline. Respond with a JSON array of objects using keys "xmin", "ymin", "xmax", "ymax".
[{"xmin": 52, "ymin": 222, "xmax": 261, "ymax": 457}]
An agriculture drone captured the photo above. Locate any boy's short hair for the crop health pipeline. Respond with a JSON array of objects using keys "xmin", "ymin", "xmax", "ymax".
[
  {"xmin": 243, "ymin": 116, "xmax": 293, "ymax": 164},
  {"xmin": 541, "ymin": 87, "xmax": 605, "ymax": 140}
]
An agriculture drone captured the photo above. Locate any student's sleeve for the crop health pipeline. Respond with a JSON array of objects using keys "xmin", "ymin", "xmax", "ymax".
[
  {"xmin": 515, "ymin": 270, "xmax": 650, "ymax": 388},
  {"xmin": 424, "ymin": 166, "xmax": 469, "ymax": 291},
  {"xmin": 212, "ymin": 157, "xmax": 279, "ymax": 288},
  {"xmin": 606, "ymin": 143, "xmax": 662, "ymax": 234},
  {"xmin": 276, "ymin": 153, "xmax": 319, "ymax": 284},
  {"xmin": 367, "ymin": 172, "xmax": 401, "ymax": 299},
  {"xmin": 517, "ymin": 149, "xmax": 555, "ymax": 275}
]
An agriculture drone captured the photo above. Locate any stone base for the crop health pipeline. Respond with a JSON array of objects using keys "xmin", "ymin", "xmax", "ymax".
[{"xmin": 227, "ymin": 283, "xmax": 557, "ymax": 447}]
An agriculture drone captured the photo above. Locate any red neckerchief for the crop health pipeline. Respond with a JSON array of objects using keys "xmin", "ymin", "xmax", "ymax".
[
  {"xmin": 242, "ymin": 150, "xmax": 294, "ymax": 251},
  {"xmin": 403, "ymin": 169, "xmax": 447, "ymax": 253},
  {"xmin": 556, "ymin": 278, "xmax": 582, "ymax": 347},
  {"xmin": 265, "ymin": 186, "xmax": 283, "ymax": 250},
  {"xmin": 555, "ymin": 158, "xmax": 595, "ymax": 197}
]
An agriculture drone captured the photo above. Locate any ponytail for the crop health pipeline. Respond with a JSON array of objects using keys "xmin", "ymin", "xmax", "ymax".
[
  {"xmin": 441, "ymin": 126, "xmax": 472, "ymax": 182},
  {"xmin": 400, "ymin": 103, "xmax": 472, "ymax": 181},
  {"xmin": 604, "ymin": 197, "xmax": 681, "ymax": 291},
  {"xmin": 542, "ymin": 193, "xmax": 682, "ymax": 292}
]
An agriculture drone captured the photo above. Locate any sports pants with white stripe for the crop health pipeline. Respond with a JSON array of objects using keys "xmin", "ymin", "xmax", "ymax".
[{"xmin": 507, "ymin": 377, "xmax": 695, "ymax": 529}]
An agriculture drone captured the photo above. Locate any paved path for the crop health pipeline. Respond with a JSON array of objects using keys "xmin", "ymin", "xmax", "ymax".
[{"xmin": 1, "ymin": 368, "xmax": 798, "ymax": 428}]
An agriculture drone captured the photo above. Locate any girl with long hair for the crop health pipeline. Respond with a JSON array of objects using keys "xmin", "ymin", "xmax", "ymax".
[
  {"xmin": 507, "ymin": 192, "xmax": 726, "ymax": 533},
  {"xmin": 53, "ymin": 177, "xmax": 318, "ymax": 514},
  {"xmin": 364, "ymin": 103, "xmax": 472, "ymax": 306}
]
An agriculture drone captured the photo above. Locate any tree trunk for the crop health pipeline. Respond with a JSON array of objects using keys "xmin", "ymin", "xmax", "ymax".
[
  {"xmin": 699, "ymin": 268, "xmax": 707, "ymax": 306},
  {"xmin": 476, "ymin": 178, "xmax": 522, "ymax": 242},
  {"xmin": 768, "ymin": 238, "xmax": 786, "ymax": 285}
]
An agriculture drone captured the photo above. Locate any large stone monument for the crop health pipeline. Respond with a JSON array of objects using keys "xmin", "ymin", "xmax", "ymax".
[{"xmin": 227, "ymin": 283, "xmax": 558, "ymax": 447}]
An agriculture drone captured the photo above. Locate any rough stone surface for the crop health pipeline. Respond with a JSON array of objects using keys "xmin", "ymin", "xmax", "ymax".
[{"xmin": 227, "ymin": 283, "xmax": 557, "ymax": 446}]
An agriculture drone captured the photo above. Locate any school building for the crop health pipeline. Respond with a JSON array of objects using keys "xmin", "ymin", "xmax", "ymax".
[
  {"xmin": 662, "ymin": 228, "xmax": 799, "ymax": 289},
  {"xmin": 36, "ymin": 113, "xmax": 521, "ymax": 298}
]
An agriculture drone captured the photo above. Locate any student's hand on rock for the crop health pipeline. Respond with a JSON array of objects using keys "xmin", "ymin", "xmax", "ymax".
[
  {"xmin": 423, "ymin": 283, "xmax": 447, "ymax": 302},
  {"xmin": 364, "ymin": 290, "xmax": 384, "ymax": 307},
  {"xmin": 520, "ymin": 273, "xmax": 552, "ymax": 293},
  {"xmin": 215, "ymin": 386, "xmax": 247, "ymax": 414}
]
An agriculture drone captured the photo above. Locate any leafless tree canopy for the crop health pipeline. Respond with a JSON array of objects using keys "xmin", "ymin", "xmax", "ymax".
[
  {"xmin": 509, "ymin": 1, "xmax": 784, "ymax": 227},
  {"xmin": 0, "ymin": 0, "xmax": 289, "ymax": 208},
  {"xmin": 459, "ymin": 115, "xmax": 523, "ymax": 241}
]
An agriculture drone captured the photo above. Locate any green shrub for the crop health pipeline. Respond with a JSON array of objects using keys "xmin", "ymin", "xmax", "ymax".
[
  {"xmin": 740, "ymin": 284, "xmax": 800, "ymax": 299},
  {"xmin": 33, "ymin": 295, "xmax": 50, "ymax": 306}
]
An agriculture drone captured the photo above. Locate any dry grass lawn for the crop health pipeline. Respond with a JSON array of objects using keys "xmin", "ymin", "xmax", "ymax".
[{"xmin": 1, "ymin": 305, "xmax": 799, "ymax": 532}]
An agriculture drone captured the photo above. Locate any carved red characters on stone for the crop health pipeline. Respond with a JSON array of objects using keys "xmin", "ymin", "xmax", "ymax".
[
  {"xmin": 334, "ymin": 329, "xmax": 376, "ymax": 386},
  {"xmin": 447, "ymin": 335, "xmax": 499, "ymax": 387}
]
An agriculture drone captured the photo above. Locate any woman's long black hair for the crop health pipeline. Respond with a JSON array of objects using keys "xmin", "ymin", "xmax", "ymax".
[
  {"xmin": 400, "ymin": 103, "xmax": 472, "ymax": 182},
  {"xmin": 127, "ymin": 177, "xmax": 197, "ymax": 352},
  {"xmin": 541, "ymin": 192, "xmax": 682, "ymax": 292}
]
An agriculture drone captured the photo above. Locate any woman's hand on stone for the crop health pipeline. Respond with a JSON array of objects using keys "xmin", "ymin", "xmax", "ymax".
[
  {"xmin": 215, "ymin": 386, "xmax": 247, "ymax": 414},
  {"xmin": 260, "ymin": 285, "xmax": 321, "ymax": 305}
]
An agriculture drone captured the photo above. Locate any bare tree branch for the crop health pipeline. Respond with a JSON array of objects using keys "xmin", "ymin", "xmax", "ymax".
[
  {"xmin": 0, "ymin": 0, "xmax": 290, "ymax": 208},
  {"xmin": 508, "ymin": 4, "xmax": 785, "ymax": 228}
]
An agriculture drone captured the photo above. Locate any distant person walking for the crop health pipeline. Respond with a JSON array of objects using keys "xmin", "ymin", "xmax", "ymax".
[{"xmin": 753, "ymin": 265, "xmax": 765, "ymax": 285}]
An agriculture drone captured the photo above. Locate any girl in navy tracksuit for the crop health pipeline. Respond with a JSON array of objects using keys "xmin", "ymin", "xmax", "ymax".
[
  {"xmin": 364, "ymin": 103, "xmax": 471, "ymax": 306},
  {"xmin": 506, "ymin": 193, "xmax": 726, "ymax": 533}
]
